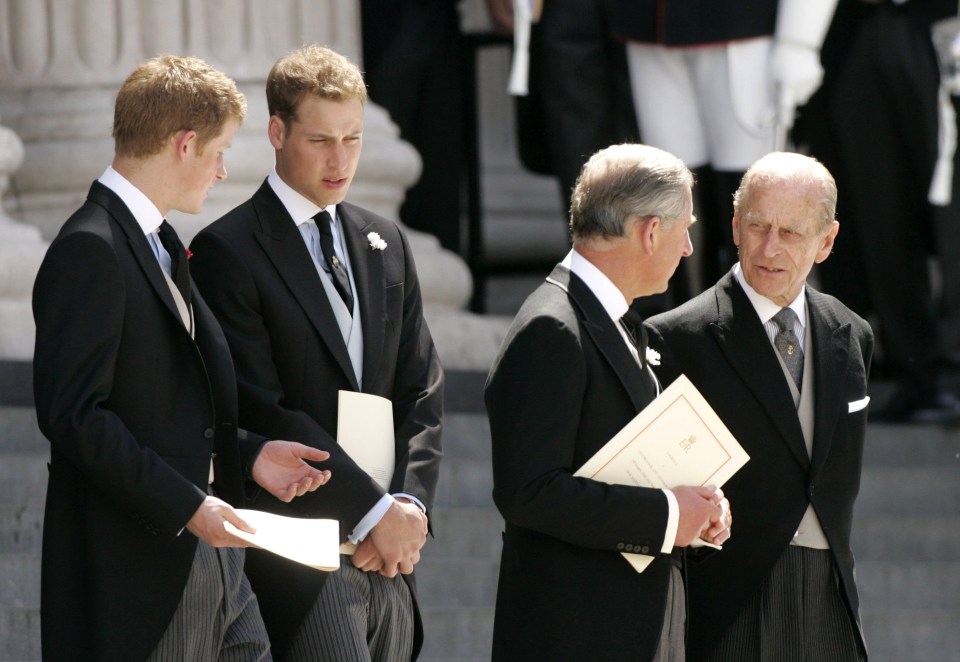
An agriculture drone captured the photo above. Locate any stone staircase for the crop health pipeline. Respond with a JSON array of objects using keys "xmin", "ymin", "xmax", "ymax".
[
  {"xmin": 417, "ymin": 371, "xmax": 499, "ymax": 662},
  {"xmin": 852, "ymin": 424, "xmax": 960, "ymax": 662},
  {"xmin": 0, "ymin": 371, "xmax": 44, "ymax": 662},
  {"xmin": 2, "ymin": 364, "xmax": 959, "ymax": 662}
]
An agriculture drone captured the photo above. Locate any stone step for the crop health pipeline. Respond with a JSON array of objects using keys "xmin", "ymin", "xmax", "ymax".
[
  {"xmin": 442, "ymin": 413, "xmax": 491, "ymax": 461},
  {"xmin": 0, "ymin": 554, "xmax": 40, "ymax": 607},
  {"xmin": 0, "ymin": 454, "xmax": 46, "ymax": 506},
  {"xmin": 862, "ymin": 426, "xmax": 960, "ymax": 467},
  {"xmin": 855, "ymin": 467, "xmax": 959, "ymax": 516},
  {"xmin": 0, "ymin": 407, "xmax": 45, "ymax": 454},
  {"xmin": 0, "ymin": 362, "xmax": 33, "ymax": 409},
  {"xmin": 851, "ymin": 516, "xmax": 960, "ymax": 562},
  {"xmin": 0, "ymin": 606, "xmax": 41, "ymax": 662},
  {"xmin": 443, "ymin": 372, "xmax": 487, "ymax": 415},
  {"xmin": 0, "ymin": 505, "xmax": 43, "ymax": 553},
  {"xmin": 861, "ymin": 608, "xmax": 960, "ymax": 661},
  {"xmin": 415, "ymin": 558, "xmax": 500, "ymax": 608},
  {"xmin": 432, "ymin": 459, "xmax": 494, "ymax": 509},
  {"xmin": 424, "ymin": 507, "xmax": 502, "ymax": 559},
  {"xmin": 418, "ymin": 606, "xmax": 494, "ymax": 661},
  {"xmin": 858, "ymin": 562, "xmax": 960, "ymax": 610}
]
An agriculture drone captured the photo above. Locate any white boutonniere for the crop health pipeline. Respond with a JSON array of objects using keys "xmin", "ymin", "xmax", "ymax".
[
  {"xmin": 645, "ymin": 347, "xmax": 661, "ymax": 366},
  {"xmin": 367, "ymin": 232, "xmax": 387, "ymax": 251}
]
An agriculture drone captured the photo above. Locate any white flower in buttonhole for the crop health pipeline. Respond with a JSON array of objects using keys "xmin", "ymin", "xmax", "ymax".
[
  {"xmin": 645, "ymin": 347, "xmax": 661, "ymax": 366},
  {"xmin": 367, "ymin": 232, "xmax": 387, "ymax": 251}
]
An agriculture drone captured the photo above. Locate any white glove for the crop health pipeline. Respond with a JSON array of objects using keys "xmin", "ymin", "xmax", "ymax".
[
  {"xmin": 771, "ymin": 40, "xmax": 825, "ymax": 110},
  {"xmin": 771, "ymin": 0, "xmax": 839, "ymax": 126}
]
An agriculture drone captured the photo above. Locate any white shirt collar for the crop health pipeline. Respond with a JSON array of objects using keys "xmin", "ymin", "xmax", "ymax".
[
  {"xmin": 733, "ymin": 262, "xmax": 806, "ymax": 327},
  {"xmin": 98, "ymin": 166, "xmax": 164, "ymax": 235},
  {"xmin": 267, "ymin": 168, "xmax": 337, "ymax": 226},
  {"xmin": 562, "ymin": 249, "xmax": 630, "ymax": 322}
]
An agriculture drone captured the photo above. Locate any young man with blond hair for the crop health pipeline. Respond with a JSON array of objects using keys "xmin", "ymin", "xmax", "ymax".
[
  {"xmin": 191, "ymin": 45, "xmax": 443, "ymax": 661},
  {"xmin": 33, "ymin": 54, "xmax": 331, "ymax": 662}
]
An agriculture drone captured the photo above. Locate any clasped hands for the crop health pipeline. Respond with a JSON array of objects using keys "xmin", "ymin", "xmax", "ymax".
[
  {"xmin": 187, "ymin": 440, "xmax": 331, "ymax": 547},
  {"xmin": 351, "ymin": 498, "xmax": 429, "ymax": 578},
  {"xmin": 672, "ymin": 485, "xmax": 732, "ymax": 548}
]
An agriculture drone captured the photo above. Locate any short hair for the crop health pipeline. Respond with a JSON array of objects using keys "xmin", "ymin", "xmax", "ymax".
[
  {"xmin": 112, "ymin": 55, "xmax": 246, "ymax": 158},
  {"xmin": 733, "ymin": 152, "xmax": 838, "ymax": 230},
  {"xmin": 266, "ymin": 44, "xmax": 367, "ymax": 130},
  {"xmin": 570, "ymin": 144, "xmax": 693, "ymax": 241}
]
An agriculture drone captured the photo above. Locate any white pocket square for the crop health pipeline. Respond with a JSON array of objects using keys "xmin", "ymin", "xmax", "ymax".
[{"xmin": 848, "ymin": 396, "xmax": 870, "ymax": 413}]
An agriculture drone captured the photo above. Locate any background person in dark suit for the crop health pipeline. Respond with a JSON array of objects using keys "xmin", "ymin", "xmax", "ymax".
[
  {"xmin": 32, "ymin": 55, "xmax": 332, "ymax": 662},
  {"xmin": 647, "ymin": 152, "xmax": 873, "ymax": 661},
  {"xmin": 361, "ymin": 0, "xmax": 464, "ymax": 254},
  {"xmin": 799, "ymin": 0, "xmax": 960, "ymax": 423},
  {"xmin": 189, "ymin": 45, "xmax": 443, "ymax": 662},
  {"xmin": 485, "ymin": 143, "xmax": 731, "ymax": 662}
]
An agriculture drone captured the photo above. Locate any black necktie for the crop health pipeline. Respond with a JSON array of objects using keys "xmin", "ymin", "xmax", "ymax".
[
  {"xmin": 157, "ymin": 221, "xmax": 191, "ymax": 306},
  {"xmin": 314, "ymin": 210, "xmax": 354, "ymax": 313},
  {"xmin": 773, "ymin": 307, "xmax": 804, "ymax": 389},
  {"xmin": 620, "ymin": 308, "xmax": 649, "ymax": 363}
]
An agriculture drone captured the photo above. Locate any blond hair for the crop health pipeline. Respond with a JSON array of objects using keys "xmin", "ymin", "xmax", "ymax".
[
  {"xmin": 112, "ymin": 54, "xmax": 246, "ymax": 158},
  {"xmin": 266, "ymin": 44, "xmax": 367, "ymax": 130}
]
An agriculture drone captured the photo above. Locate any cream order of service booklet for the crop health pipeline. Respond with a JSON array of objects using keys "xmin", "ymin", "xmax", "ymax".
[
  {"xmin": 223, "ymin": 509, "xmax": 340, "ymax": 571},
  {"xmin": 337, "ymin": 390, "xmax": 396, "ymax": 555},
  {"xmin": 574, "ymin": 374, "xmax": 749, "ymax": 573},
  {"xmin": 337, "ymin": 390, "xmax": 395, "ymax": 492}
]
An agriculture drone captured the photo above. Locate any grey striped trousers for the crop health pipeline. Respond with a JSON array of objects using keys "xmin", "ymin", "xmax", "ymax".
[
  {"xmin": 284, "ymin": 560, "xmax": 414, "ymax": 662},
  {"xmin": 147, "ymin": 542, "xmax": 270, "ymax": 662},
  {"xmin": 703, "ymin": 545, "xmax": 864, "ymax": 662}
]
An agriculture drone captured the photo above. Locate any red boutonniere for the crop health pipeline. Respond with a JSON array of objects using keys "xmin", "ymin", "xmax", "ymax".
[{"xmin": 185, "ymin": 248, "xmax": 193, "ymax": 260}]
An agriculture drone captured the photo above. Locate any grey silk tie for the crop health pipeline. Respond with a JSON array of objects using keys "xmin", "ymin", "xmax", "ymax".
[{"xmin": 773, "ymin": 307, "xmax": 804, "ymax": 389}]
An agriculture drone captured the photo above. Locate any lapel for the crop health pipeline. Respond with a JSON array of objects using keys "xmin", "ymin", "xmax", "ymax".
[
  {"xmin": 709, "ymin": 273, "xmax": 810, "ymax": 470},
  {"xmin": 806, "ymin": 288, "xmax": 852, "ymax": 479},
  {"xmin": 338, "ymin": 203, "xmax": 387, "ymax": 392},
  {"xmin": 249, "ymin": 182, "xmax": 359, "ymax": 390},
  {"xmin": 88, "ymin": 182, "xmax": 192, "ymax": 335},
  {"xmin": 546, "ymin": 265, "xmax": 655, "ymax": 411}
]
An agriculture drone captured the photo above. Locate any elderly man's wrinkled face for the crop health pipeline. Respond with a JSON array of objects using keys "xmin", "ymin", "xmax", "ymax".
[{"xmin": 733, "ymin": 179, "xmax": 838, "ymax": 307}]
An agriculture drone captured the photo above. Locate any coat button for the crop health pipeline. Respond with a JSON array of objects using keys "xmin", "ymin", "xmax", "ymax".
[
  {"xmin": 203, "ymin": 428, "xmax": 214, "ymax": 439},
  {"xmin": 616, "ymin": 542, "xmax": 625, "ymax": 550},
  {"xmin": 808, "ymin": 485, "xmax": 816, "ymax": 498},
  {"xmin": 625, "ymin": 544, "xmax": 634, "ymax": 552},
  {"xmin": 640, "ymin": 546, "xmax": 650, "ymax": 554}
]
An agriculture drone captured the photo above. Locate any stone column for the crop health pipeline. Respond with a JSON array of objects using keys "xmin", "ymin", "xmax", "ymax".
[
  {"xmin": 0, "ymin": 0, "xmax": 505, "ymax": 368},
  {"xmin": 0, "ymin": 118, "xmax": 45, "ymax": 359}
]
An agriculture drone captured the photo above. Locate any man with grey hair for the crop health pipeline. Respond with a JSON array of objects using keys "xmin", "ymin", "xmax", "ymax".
[
  {"xmin": 647, "ymin": 151, "xmax": 873, "ymax": 661},
  {"xmin": 485, "ymin": 143, "xmax": 732, "ymax": 662}
]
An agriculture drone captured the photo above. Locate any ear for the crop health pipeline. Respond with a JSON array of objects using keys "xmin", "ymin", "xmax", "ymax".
[
  {"xmin": 814, "ymin": 221, "xmax": 840, "ymax": 263},
  {"xmin": 638, "ymin": 215, "xmax": 660, "ymax": 256},
  {"xmin": 172, "ymin": 130, "xmax": 198, "ymax": 160},
  {"xmin": 731, "ymin": 213, "xmax": 741, "ymax": 247},
  {"xmin": 268, "ymin": 116, "xmax": 286, "ymax": 150}
]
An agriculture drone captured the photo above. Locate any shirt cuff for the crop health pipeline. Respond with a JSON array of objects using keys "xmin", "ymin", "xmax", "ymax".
[
  {"xmin": 347, "ymin": 493, "xmax": 395, "ymax": 544},
  {"xmin": 660, "ymin": 488, "xmax": 679, "ymax": 553},
  {"xmin": 393, "ymin": 492, "xmax": 426, "ymax": 514}
]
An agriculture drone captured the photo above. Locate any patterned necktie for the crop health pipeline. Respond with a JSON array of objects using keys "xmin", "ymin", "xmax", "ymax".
[
  {"xmin": 313, "ymin": 210, "xmax": 354, "ymax": 313},
  {"xmin": 773, "ymin": 307, "xmax": 803, "ymax": 389},
  {"xmin": 156, "ymin": 221, "xmax": 190, "ymax": 306}
]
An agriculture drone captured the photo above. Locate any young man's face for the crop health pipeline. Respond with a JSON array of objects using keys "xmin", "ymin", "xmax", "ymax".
[
  {"xmin": 178, "ymin": 117, "xmax": 239, "ymax": 214},
  {"xmin": 269, "ymin": 95, "xmax": 364, "ymax": 208}
]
